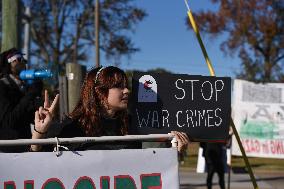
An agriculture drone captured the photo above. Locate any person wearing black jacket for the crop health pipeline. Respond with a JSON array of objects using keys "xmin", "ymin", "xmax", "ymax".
[
  {"xmin": 0, "ymin": 48, "xmax": 43, "ymax": 152},
  {"xmin": 31, "ymin": 66, "xmax": 189, "ymax": 152}
]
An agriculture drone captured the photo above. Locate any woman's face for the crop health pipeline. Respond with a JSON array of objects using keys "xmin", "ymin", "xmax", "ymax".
[{"xmin": 107, "ymin": 87, "xmax": 129, "ymax": 114}]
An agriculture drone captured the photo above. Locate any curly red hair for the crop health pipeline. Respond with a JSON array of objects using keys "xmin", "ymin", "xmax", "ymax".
[{"xmin": 69, "ymin": 66, "xmax": 128, "ymax": 136}]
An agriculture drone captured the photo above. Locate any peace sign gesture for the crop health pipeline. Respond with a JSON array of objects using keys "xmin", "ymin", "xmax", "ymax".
[{"xmin": 33, "ymin": 90, "xmax": 59, "ymax": 138}]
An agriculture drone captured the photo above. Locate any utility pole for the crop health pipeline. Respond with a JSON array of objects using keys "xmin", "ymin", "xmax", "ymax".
[
  {"xmin": 95, "ymin": 0, "xmax": 100, "ymax": 67},
  {"xmin": 66, "ymin": 63, "xmax": 86, "ymax": 113},
  {"xmin": 1, "ymin": 0, "xmax": 21, "ymax": 51}
]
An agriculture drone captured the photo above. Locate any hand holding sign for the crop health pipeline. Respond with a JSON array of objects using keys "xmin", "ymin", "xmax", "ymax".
[{"xmin": 171, "ymin": 131, "xmax": 190, "ymax": 152}]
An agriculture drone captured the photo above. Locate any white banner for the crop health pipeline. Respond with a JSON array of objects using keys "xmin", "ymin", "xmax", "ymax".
[
  {"xmin": 0, "ymin": 148, "xmax": 179, "ymax": 188},
  {"xmin": 232, "ymin": 79, "xmax": 284, "ymax": 158}
]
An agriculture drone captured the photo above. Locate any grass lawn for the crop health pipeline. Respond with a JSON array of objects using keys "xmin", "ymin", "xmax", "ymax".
[{"xmin": 181, "ymin": 142, "xmax": 284, "ymax": 173}]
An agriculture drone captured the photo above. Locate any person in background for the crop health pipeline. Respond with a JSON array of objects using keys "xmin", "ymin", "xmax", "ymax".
[
  {"xmin": 201, "ymin": 142, "xmax": 226, "ymax": 189},
  {"xmin": 31, "ymin": 66, "xmax": 189, "ymax": 152},
  {"xmin": 0, "ymin": 48, "xmax": 43, "ymax": 152}
]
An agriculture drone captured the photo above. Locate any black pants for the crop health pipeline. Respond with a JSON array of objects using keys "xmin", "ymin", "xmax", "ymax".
[{"xmin": 205, "ymin": 158, "xmax": 225, "ymax": 189}]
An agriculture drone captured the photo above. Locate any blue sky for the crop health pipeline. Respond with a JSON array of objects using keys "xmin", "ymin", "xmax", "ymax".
[{"xmin": 99, "ymin": 1, "xmax": 241, "ymax": 78}]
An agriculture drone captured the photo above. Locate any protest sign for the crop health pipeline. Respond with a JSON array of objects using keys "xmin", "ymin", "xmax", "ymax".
[
  {"xmin": 0, "ymin": 148, "xmax": 178, "ymax": 188},
  {"xmin": 232, "ymin": 79, "xmax": 284, "ymax": 158},
  {"xmin": 129, "ymin": 72, "xmax": 231, "ymax": 141}
]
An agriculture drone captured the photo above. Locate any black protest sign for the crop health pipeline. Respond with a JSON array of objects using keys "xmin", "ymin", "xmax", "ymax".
[{"xmin": 129, "ymin": 72, "xmax": 231, "ymax": 141}]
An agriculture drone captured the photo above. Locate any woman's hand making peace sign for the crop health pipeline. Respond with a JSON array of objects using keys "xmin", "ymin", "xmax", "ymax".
[{"xmin": 32, "ymin": 90, "xmax": 59, "ymax": 140}]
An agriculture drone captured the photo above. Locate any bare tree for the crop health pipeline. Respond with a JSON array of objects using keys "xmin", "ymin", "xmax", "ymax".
[{"xmin": 24, "ymin": 0, "xmax": 146, "ymax": 74}]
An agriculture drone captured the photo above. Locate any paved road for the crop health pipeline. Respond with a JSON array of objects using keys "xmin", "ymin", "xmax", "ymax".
[{"xmin": 179, "ymin": 168, "xmax": 284, "ymax": 189}]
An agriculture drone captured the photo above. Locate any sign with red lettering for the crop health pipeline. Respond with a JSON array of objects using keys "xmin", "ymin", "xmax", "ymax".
[
  {"xmin": 0, "ymin": 148, "xmax": 178, "ymax": 188},
  {"xmin": 232, "ymin": 79, "xmax": 284, "ymax": 158},
  {"xmin": 130, "ymin": 72, "xmax": 231, "ymax": 141}
]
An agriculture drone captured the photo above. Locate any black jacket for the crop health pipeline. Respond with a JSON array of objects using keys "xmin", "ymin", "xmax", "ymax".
[
  {"xmin": 0, "ymin": 75, "xmax": 42, "ymax": 152},
  {"xmin": 47, "ymin": 117, "xmax": 142, "ymax": 151}
]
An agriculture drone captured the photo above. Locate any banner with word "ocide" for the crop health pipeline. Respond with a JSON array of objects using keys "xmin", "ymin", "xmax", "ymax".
[
  {"xmin": 232, "ymin": 79, "xmax": 284, "ymax": 159},
  {"xmin": 130, "ymin": 72, "xmax": 231, "ymax": 142},
  {"xmin": 0, "ymin": 148, "xmax": 178, "ymax": 188}
]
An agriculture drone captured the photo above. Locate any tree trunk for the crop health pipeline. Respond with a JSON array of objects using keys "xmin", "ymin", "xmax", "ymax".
[
  {"xmin": 1, "ymin": 0, "xmax": 21, "ymax": 51},
  {"xmin": 263, "ymin": 60, "xmax": 272, "ymax": 82}
]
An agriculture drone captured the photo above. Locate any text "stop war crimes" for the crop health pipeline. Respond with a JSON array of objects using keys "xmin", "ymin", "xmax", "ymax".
[
  {"xmin": 130, "ymin": 72, "xmax": 231, "ymax": 139},
  {"xmin": 137, "ymin": 79, "xmax": 225, "ymax": 128}
]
